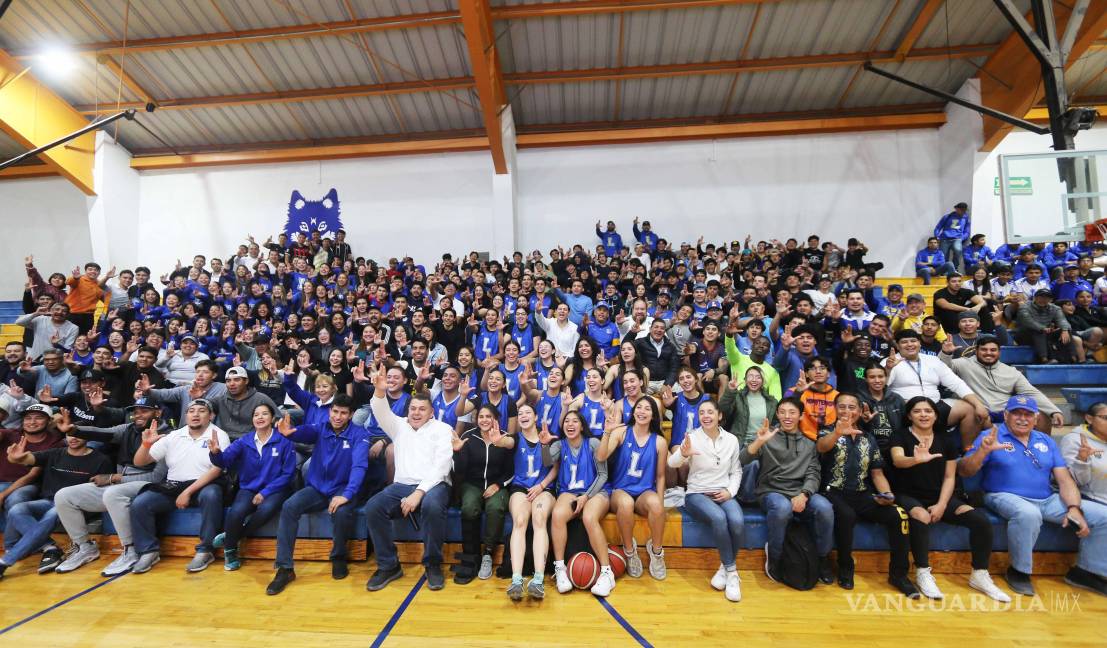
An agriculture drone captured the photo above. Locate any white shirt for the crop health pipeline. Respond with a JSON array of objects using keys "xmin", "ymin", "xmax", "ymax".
[
  {"xmin": 149, "ymin": 425, "xmax": 230, "ymax": 482},
  {"xmin": 804, "ymin": 288, "xmax": 833, "ymax": 313},
  {"xmin": 534, "ymin": 314, "xmax": 581, "ymax": 356},
  {"xmin": 1013, "ymin": 277, "xmax": 1048, "ymax": 299},
  {"xmin": 667, "ymin": 427, "xmax": 742, "ymax": 497},
  {"xmin": 370, "ymin": 396, "xmax": 453, "ymax": 493},
  {"xmin": 886, "ymin": 354, "xmax": 973, "ymax": 402}
]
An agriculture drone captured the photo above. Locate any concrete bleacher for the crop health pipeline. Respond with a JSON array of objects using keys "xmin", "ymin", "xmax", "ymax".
[{"xmin": 0, "ymin": 301, "xmax": 23, "ymax": 325}]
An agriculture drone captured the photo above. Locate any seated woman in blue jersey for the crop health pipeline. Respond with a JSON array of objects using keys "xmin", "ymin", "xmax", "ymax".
[
  {"xmin": 593, "ymin": 396, "xmax": 668, "ymax": 597},
  {"xmin": 521, "ymin": 365, "xmax": 570, "ymax": 438},
  {"xmin": 209, "ymin": 403, "xmax": 297, "ymax": 571},
  {"xmin": 660, "ymin": 367, "xmax": 710, "ymax": 491},
  {"xmin": 480, "ymin": 339, "xmax": 527, "ymax": 406},
  {"xmin": 544, "ymin": 410, "xmax": 609, "ymax": 595},
  {"xmin": 429, "ymin": 365, "xmax": 465, "ymax": 432},
  {"xmin": 353, "ymin": 363, "xmax": 411, "ymax": 485},
  {"xmin": 617, "ymin": 369, "xmax": 662, "ymax": 426},
  {"xmin": 504, "ymin": 404, "xmax": 558, "ymax": 601},
  {"xmin": 469, "ymin": 308, "xmax": 503, "ymax": 366},
  {"xmin": 604, "ymin": 341, "xmax": 650, "ymax": 402},
  {"xmin": 451, "ymin": 404, "xmax": 516, "ymax": 584},
  {"xmin": 667, "ymin": 399, "xmax": 743, "ymax": 602},
  {"xmin": 456, "ymin": 367, "xmax": 518, "ymax": 435},
  {"xmin": 530, "ymin": 340, "xmax": 565, "ymax": 393},
  {"xmin": 564, "ymin": 338, "xmax": 603, "ymax": 397},
  {"xmin": 567, "ymin": 368, "xmax": 610, "ymax": 438},
  {"xmin": 506, "ymin": 306, "xmax": 540, "ymax": 364}
]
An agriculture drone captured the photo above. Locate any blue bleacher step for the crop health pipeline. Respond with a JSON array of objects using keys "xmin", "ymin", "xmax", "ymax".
[
  {"xmin": 1061, "ymin": 387, "xmax": 1107, "ymax": 414},
  {"xmin": 999, "ymin": 346, "xmax": 1034, "ymax": 364},
  {"xmin": 1015, "ymin": 364, "xmax": 1107, "ymax": 386}
]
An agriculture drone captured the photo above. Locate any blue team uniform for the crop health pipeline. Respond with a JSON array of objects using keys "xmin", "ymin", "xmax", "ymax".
[
  {"xmin": 611, "ymin": 431, "xmax": 659, "ymax": 496},
  {"xmin": 512, "ymin": 435, "xmax": 546, "ymax": 489}
]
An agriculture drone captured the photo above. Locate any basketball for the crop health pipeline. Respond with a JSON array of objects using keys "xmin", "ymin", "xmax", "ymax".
[
  {"xmin": 568, "ymin": 552, "xmax": 599, "ymax": 590},
  {"xmin": 607, "ymin": 545, "xmax": 627, "ymax": 579}
]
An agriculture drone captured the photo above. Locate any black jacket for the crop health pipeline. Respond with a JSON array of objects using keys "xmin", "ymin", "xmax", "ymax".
[
  {"xmin": 628, "ymin": 334, "xmax": 681, "ymax": 385},
  {"xmin": 453, "ymin": 428, "xmax": 514, "ymax": 490}
]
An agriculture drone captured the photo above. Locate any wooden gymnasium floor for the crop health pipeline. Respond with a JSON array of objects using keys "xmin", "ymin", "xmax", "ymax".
[{"xmin": 0, "ymin": 554, "xmax": 1104, "ymax": 647}]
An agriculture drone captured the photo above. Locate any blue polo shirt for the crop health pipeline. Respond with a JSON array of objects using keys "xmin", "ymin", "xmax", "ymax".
[{"xmin": 969, "ymin": 424, "xmax": 1065, "ymax": 499}]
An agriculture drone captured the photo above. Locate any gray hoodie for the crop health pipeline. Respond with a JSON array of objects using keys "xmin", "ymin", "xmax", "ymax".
[
  {"xmin": 739, "ymin": 430, "xmax": 821, "ymax": 498},
  {"xmin": 210, "ymin": 388, "xmax": 279, "ymax": 440},
  {"xmin": 941, "ymin": 353, "xmax": 1060, "ymax": 416}
]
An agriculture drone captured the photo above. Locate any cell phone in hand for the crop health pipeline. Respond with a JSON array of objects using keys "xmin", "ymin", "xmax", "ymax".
[
  {"xmin": 873, "ymin": 492, "xmax": 894, "ymax": 502},
  {"xmin": 1066, "ymin": 513, "xmax": 1084, "ymax": 531}
]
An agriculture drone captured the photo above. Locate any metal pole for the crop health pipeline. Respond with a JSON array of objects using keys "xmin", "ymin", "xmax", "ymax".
[{"xmin": 0, "ymin": 109, "xmax": 135, "ymax": 171}]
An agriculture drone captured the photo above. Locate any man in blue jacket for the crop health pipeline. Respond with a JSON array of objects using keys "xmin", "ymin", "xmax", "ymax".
[
  {"xmin": 934, "ymin": 202, "xmax": 971, "ymax": 270},
  {"xmin": 267, "ymin": 393, "xmax": 370, "ymax": 595},
  {"xmin": 633, "ymin": 216, "xmax": 660, "ymax": 252},
  {"xmin": 916, "ymin": 238, "xmax": 957, "ymax": 285},
  {"xmin": 596, "ymin": 220, "xmax": 623, "ymax": 258},
  {"xmin": 964, "ymin": 234, "xmax": 994, "ymax": 269}
]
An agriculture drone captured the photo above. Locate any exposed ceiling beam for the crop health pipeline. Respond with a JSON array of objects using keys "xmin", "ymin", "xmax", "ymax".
[
  {"xmin": 0, "ymin": 163, "xmax": 56, "ymax": 180},
  {"xmin": 72, "ymin": 43, "xmax": 993, "ymax": 115},
  {"xmin": 978, "ymin": 3, "xmax": 1107, "ymax": 151},
  {"xmin": 894, "ymin": 0, "xmax": 944, "ymax": 60},
  {"xmin": 97, "ymin": 54, "xmax": 155, "ymax": 106},
  {"xmin": 459, "ymin": 0, "xmax": 509, "ymax": 174},
  {"xmin": 10, "ymin": 1, "xmax": 795, "ymax": 59}
]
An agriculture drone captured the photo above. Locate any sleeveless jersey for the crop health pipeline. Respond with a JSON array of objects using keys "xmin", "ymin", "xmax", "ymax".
[
  {"xmin": 534, "ymin": 361, "xmax": 555, "ymax": 392},
  {"xmin": 364, "ymin": 393, "xmax": 411, "ymax": 440},
  {"xmin": 557, "ymin": 440, "xmax": 597, "ymax": 495},
  {"xmin": 670, "ymin": 392, "xmax": 708, "ymax": 447},
  {"xmin": 474, "ymin": 324, "xmax": 500, "ymax": 362},
  {"xmin": 620, "ymin": 397, "xmax": 635, "ymax": 425},
  {"xmin": 579, "ymin": 395, "xmax": 606, "ymax": 438},
  {"xmin": 512, "ymin": 434, "xmax": 545, "ymax": 489},
  {"xmin": 432, "ymin": 391, "xmax": 461, "ymax": 428},
  {"xmin": 612, "ymin": 431, "xmax": 659, "ymax": 496},
  {"xmin": 498, "ymin": 363, "xmax": 526, "ymax": 402},
  {"xmin": 536, "ymin": 391, "xmax": 565, "ymax": 438},
  {"xmin": 510, "ymin": 324, "xmax": 537, "ymax": 358}
]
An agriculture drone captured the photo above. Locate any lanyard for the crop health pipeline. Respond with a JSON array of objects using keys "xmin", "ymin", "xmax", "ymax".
[{"xmin": 906, "ymin": 359, "xmax": 924, "ymax": 389}]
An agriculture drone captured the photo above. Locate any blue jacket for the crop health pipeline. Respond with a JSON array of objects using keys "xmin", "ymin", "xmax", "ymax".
[
  {"xmin": 289, "ymin": 423, "xmax": 370, "ymax": 499},
  {"xmin": 915, "ymin": 248, "xmax": 947, "ymax": 270},
  {"xmin": 964, "ymin": 244, "xmax": 993, "ymax": 267},
  {"xmin": 1042, "ymin": 250, "xmax": 1077, "ymax": 271},
  {"xmin": 555, "ymin": 289, "xmax": 594, "ymax": 325},
  {"xmin": 596, "ymin": 226, "xmax": 623, "ymax": 257},
  {"xmin": 210, "ymin": 429, "xmax": 297, "ymax": 497},
  {"xmin": 1053, "ymin": 278, "xmax": 1094, "ymax": 302},
  {"xmin": 633, "ymin": 222, "xmax": 659, "ymax": 251},
  {"xmin": 585, "ymin": 320, "xmax": 621, "ymax": 350},
  {"xmin": 934, "ymin": 210, "xmax": 970, "ymax": 240},
  {"xmin": 993, "ymin": 243, "xmax": 1021, "ymax": 263},
  {"xmin": 283, "ymin": 373, "xmax": 333, "ymax": 429}
]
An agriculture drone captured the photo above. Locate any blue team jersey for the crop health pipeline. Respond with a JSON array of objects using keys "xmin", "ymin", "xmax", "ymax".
[
  {"xmin": 432, "ymin": 391, "xmax": 461, "ymax": 428},
  {"xmin": 510, "ymin": 325, "xmax": 537, "ymax": 357},
  {"xmin": 579, "ymin": 395, "xmax": 606, "ymax": 437},
  {"xmin": 569, "ymin": 368, "xmax": 588, "ymax": 396},
  {"xmin": 558, "ymin": 440, "xmax": 598, "ymax": 495},
  {"xmin": 534, "ymin": 362, "xmax": 555, "ymax": 392},
  {"xmin": 498, "ymin": 363, "xmax": 526, "ymax": 402},
  {"xmin": 671, "ymin": 392, "xmax": 708, "ymax": 446},
  {"xmin": 474, "ymin": 324, "xmax": 500, "ymax": 362},
  {"xmin": 536, "ymin": 391, "xmax": 565, "ymax": 437},
  {"xmin": 364, "ymin": 393, "xmax": 411, "ymax": 440},
  {"xmin": 620, "ymin": 397, "xmax": 635, "ymax": 425},
  {"xmin": 512, "ymin": 434, "xmax": 545, "ymax": 489},
  {"xmin": 529, "ymin": 294, "xmax": 552, "ymax": 317},
  {"xmin": 612, "ymin": 431, "xmax": 659, "ymax": 496},
  {"xmin": 480, "ymin": 392, "xmax": 514, "ymax": 429}
]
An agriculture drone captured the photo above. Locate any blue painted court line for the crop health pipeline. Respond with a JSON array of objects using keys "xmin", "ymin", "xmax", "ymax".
[
  {"xmin": 0, "ymin": 572, "xmax": 128, "ymax": 636},
  {"xmin": 595, "ymin": 595, "xmax": 653, "ymax": 647},
  {"xmin": 370, "ymin": 574, "xmax": 426, "ymax": 648}
]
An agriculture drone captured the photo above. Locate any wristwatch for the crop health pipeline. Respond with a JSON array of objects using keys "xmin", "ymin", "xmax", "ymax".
[{"xmin": 800, "ymin": 489, "xmax": 812, "ymax": 498}]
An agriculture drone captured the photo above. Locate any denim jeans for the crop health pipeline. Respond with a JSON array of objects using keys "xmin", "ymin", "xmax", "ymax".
[
  {"xmin": 939, "ymin": 238, "xmax": 964, "ymax": 271},
  {"xmin": 737, "ymin": 460, "xmax": 759, "ymax": 504},
  {"xmin": 0, "ymin": 482, "xmax": 39, "ymax": 513},
  {"xmin": 761, "ymin": 491, "xmax": 834, "ymax": 563},
  {"xmin": 222, "ymin": 487, "xmax": 292, "ymax": 551},
  {"xmin": 683, "ymin": 493, "xmax": 744, "ymax": 568},
  {"xmin": 130, "ymin": 484, "xmax": 224, "ymax": 555},
  {"xmin": 275, "ymin": 486, "xmax": 358, "ymax": 569},
  {"xmin": 985, "ymin": 492, "xmax": 1107, "ymax": 577},
  {"xmin": 0, "ymin": 499, "xmax": 57, "ymax": 566},
  {"xmin": 917, "ymin": 263, "xmax": 957, "ymax": 285},
  {"xmin": 365, "ymin": 482, "xmax": 450, "ymax": 571}
]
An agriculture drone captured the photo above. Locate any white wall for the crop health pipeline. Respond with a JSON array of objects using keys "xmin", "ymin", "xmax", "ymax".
[
  {"xmin": 517, "ymin": 129, "xmax": 942, "ymax": 275},
  {"xmin": 0, "ymin": 176, "xmax": 93, "ymax": 297}
]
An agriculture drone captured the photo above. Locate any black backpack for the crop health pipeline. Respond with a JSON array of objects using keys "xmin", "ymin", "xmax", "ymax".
[{"xmin": 777, "ymin": 521, "xmax": 819, "ymax": 590}]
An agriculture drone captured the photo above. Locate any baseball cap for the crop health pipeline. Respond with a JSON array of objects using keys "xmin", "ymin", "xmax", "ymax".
[
  {"xmin": 707, "ymin": 301, "xmax": 723, "ymax": 311},
  {"xmin": 1004, "ymin": 395, "xmax": 1039, "ymax": 414},
  {"xmin": 692, "ymin": 283, "xmax": 706, "ymax": 291},
  {"xmin": 593, "ymin": 301, "xmax": 610, "ymax": 311},
  {"xmin": 24, "ymin": 403, "xmax": 54, "ymax": 417},
  {"xmin": 225, "ymin": 366, "xmax": 249, "ymax": 379},
  {"xmin": 79, "ymin": 368, "xmax": 105, "ymax": 382},
  {"xmin": 126, "ymin": 397, "xmax": 160, "ymax": 411},
  {"xmin": 887, "ymin": 284, "xmax": 904, "ymax": 293},
  {"xmin": 187, "ymin": 398, "xmax": 215, "ymax": 413},
  {"xmin": 180, "ymin": 334, "xmax": 199, "ymax": 344},
  {"xmin": 1034, "ymin": 288, "xmax": 1054, "ymax": 298},
  {"xmin": 958, "ymin": 311, "xmax": 980, "ymax": 321},
  {"xmin": 906, "ymin": 293, "xmax": 926, "ymax": 304}
]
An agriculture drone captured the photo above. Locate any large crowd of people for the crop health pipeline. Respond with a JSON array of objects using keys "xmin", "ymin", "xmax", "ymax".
[{"xmin": 1, "ymin": 209, "xmax": 1105, "ymax": 604}]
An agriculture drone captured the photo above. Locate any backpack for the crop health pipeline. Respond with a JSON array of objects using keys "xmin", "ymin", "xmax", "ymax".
[{"xmin": 777, "ymin": 521, "xmax": 819, "ymax": 591}]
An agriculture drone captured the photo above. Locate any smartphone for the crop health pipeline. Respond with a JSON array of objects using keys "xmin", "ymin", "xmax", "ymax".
[
  {"xmin": 873, "ymin": 492, "xmax": 895, "ymax": 502},
  {"xmin": 1066, "ymin": 513, "xmax": 1084, "ymax": 531}
]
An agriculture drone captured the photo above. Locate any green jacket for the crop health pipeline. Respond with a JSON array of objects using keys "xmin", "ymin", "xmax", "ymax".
[{"xmin": 719, "ymin": 384, "xmax": 778, "ymax": 445}]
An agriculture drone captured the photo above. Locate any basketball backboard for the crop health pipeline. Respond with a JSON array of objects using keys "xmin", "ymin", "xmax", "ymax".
[{"xmin": 999, "ymin": 149, "xmax": 1106, "ymax": 244}]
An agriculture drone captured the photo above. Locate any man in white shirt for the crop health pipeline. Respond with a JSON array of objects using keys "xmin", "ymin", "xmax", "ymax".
[
  {"xmin": 364, "ymin": 364, "xmax": 453, "ymax": 592},
  {"xmin": 15, "ymin": 303, "xmax": 79, "ymax": 360},
  {"xmin": 128, "ymin": 399, "xmax": 230, "ymax": 574},
  {"xmin": 533, "ymin": 303, "xmax": 581, "ymax": 357}
]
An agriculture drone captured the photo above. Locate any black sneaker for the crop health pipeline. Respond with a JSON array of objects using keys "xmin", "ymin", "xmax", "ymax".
[
  {"xmin": 332, "ymin": 558, "xmax": 348, "ymax": 580},
  {"xmin": 0, "ymin": 563, "xmax": 7, "ymax": 580},
  {"xmin": 1064, "ymin": 567, "xmax": 1107, "ymax": 597},
  {"xmin": 818, "ymin": 556, "xmax": 835, "ymax": 585},
  {"xmin": 1005, "ymin": 566, "xmax": 1035, "ymax": 596},
  {"xmin": 837, "ymin": 562, "xmax": 855, "ymax": 590},
  {"xmin": 266, "ymin": 567, "xmax": 296, "ymax": 596},
  {"xmin": 889, "ymin": 574, "xmax": 921, "ymax": 599},
  {"xmin": 366, "ymin": 565, "xmax": 403, "ymax": 592},
  {"xmin": 37, "ymin": 547, "xmax": 64, "ymax": 574},
  {"xmin": 425, "ymin": 563, "xmax": 445, "ymax": 591}
]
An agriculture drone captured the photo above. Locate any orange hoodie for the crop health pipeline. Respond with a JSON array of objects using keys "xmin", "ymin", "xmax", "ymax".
[
  {"xmin": 799, "ymin": 384, "xmax": 839, "ymax": 441},
  {"xmin": 65, "ymin": 275, "xmax": 103, "ymax": 314}
]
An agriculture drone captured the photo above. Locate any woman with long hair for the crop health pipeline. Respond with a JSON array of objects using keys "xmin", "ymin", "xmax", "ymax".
[
  {"xmin": 505, "ymin": 404, "xmax": 557, "ymax": 600},
  {"xmin": 604, "ymin": 341, "xmax": 650, "ymax": 402}
]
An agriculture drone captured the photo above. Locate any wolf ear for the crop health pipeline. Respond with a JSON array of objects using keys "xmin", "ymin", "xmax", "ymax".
[
  {"xmin": 290, "ymin": 190, "xmax": 305, "ymax": 210},
  {"xmin": 322, "ymin": 188, "xmax": 338, "ymax": 210}
]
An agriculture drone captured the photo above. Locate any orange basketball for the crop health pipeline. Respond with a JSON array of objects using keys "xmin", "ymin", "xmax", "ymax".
[
  {"xmin": 568, "ymin": 551, "xmax": 599, "ymax": 590},
  {"xmin": 607, "ymin": 545, "xmax": 627, "ymax": 579}
]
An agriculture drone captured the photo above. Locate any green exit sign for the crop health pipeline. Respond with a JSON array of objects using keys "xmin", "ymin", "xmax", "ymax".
[{"xmin": 994, "ymin": 176, "xmax": 1033, "ymax": 195}]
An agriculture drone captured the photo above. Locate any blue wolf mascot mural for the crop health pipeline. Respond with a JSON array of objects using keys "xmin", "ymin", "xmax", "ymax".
[{"xmin": 283, "ymin": 188, "xmax": 342, "ymax": 239}]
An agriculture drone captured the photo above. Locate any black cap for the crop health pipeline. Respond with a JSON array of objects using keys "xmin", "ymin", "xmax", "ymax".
[
  {"xmin": 79, "ymin": 368, "xmax": 105, "ymax": 382},
  {"xmin": 954, "ymin": 202, "xmax": 968, "ymax": 209}
]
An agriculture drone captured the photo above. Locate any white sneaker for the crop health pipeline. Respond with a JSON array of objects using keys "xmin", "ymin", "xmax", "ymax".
[
  {"xmin": 624, "ymin": 539, "xmax": 643, "ymax": 578},
  {"xmin": 55, "ymin": 541, "xmax": 100, "ymax": 573},
  {"xmin": 915, "ymin": 566, "xmax": 944, "ymax": 600},
  {"xmin": 764, "ymin": 542, "xmax": 776, "ymax": 582},
  {"xmin": 554, "ymin": 564, "xmax": 573, "ymax": 594},
  {"xmin": 131, "ymin": 551, "xmax": 160, "ymax": 574},
  {"xmin": 478, "ymin": 554, "xmax": 494, "ymax": 580},
  {"xmin": 969, "ymin": 569, "xmax": 1012, "ymax": 603},
  {"xmin": 710, "ymin": 564, "xmax": 727, "ymax": 591},
  {"xmin": 646, "ymin": 539, "xmax": 666, "ymax": 580},
  {"xmin": 102, "ymin": 546, "xmax": 138, "ymax": 576},
  {"xmin": 185, "ymin": 551, "xmax": 215, "ymax": 573},
  {"xmin": 590, "ymin": 566, "xmax": 615, "ymax": 597},
  {"xmin": 725, "ymin": 572, "xmax": 742, "ymax": 602},
  {"xmin": 663, "ymin": 486, "xmax": 685, "ymax": 508}
]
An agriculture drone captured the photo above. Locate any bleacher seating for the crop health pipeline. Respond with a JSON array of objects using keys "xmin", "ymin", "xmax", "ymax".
[{"xmin": 1062, "ymin": 387, "xmax": 1107, "ymax": 415}]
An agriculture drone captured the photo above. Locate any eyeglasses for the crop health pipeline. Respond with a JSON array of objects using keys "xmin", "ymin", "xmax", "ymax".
[
  {"xmin": 1023, "ymin": 448, "xmax": 1042, "ymax": 470},
  {"xmin": 1091, "ymin": 414, "xmax": 1107, "ymax": 421}
]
